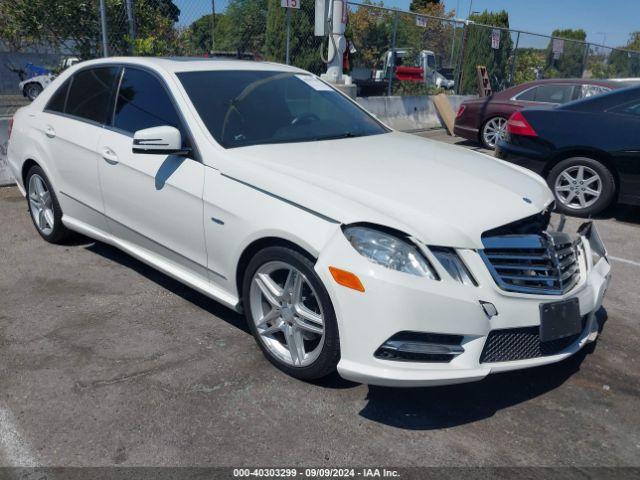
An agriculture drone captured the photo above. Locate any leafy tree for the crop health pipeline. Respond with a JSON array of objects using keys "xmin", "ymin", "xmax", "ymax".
[
  {"xmin": 513, "ymin": 48, "xmax": 545, "ymax": 84},
  {"xmin": 347, "ymin": 1, "xmax": 395, "ymax": 69},
  {"xmin": 608, "ymin": 32, "xmax": 640, "ymax": 78},
  {"xmin": 460, "ymin": 10, "xmax": 512, "ymax": 94},
  {"xmin": 544, "ymin": 28, "xmax": 586, "ymax": 78},
  {"xmin": 224, "ymin": 0, "xmax": 269, "ymax": 55},
  {"xmin": 181, "ymin": 13, "xmax": 231, "ymax": 54},
  {"xmin": 0, "ymin": 0, "xmax": 181, "ymax": 58},
  {"xmin": 409, "ymin": 0, "xmax": 440, "ymax": 13}
]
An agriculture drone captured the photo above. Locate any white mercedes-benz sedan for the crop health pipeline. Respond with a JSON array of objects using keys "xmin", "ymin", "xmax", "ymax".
[{"xmin": 7, "ymin": 57, "xmax": 611, "ymax": 386}]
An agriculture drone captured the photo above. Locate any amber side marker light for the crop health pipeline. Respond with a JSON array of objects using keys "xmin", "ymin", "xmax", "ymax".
[{"xmin": 329, "ymin": 267, "xmax": 365, "ymax": 292}]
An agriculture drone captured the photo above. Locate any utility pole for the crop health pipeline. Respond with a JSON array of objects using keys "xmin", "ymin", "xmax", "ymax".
[
  {"xmin": 99, "ymin": 0, "xmax": 109, "ymax": 57},
  {"xmin": 125, "ymin": 0, "xmax": 136, "ymax": 54}
]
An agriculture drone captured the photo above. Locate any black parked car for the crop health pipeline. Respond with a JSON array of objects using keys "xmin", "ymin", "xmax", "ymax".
[{"xmin": 496, "ymin": 85, "xmax": 640, "ymax": 216}]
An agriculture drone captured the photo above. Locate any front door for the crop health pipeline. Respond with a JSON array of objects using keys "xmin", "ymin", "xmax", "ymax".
[{"xmin": 98, "ymin": 66, "xmax": 207, "ymax": 278}]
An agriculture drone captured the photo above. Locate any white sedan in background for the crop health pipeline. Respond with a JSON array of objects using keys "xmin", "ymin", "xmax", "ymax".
[{"xmin": 7, "ymin": 57, "xmax": 610, "ymax": 386}]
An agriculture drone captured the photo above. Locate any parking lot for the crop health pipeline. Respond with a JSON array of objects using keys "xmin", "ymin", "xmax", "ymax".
[{"xmin": 1, "ymin": 127, "xmax": 640, "ymax": 467}]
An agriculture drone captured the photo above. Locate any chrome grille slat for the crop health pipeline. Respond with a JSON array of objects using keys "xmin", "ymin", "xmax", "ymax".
[{"xmin": 480, "ymin": 232, "xmax": 580, "ymax": 295}]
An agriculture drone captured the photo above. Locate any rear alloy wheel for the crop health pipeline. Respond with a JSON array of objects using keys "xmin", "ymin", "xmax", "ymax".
[
  {"xmin": 26, "ymin": 165, "xmax": 71, "ymax": 243},
  {"xmin": 243, "ymin": 246, "xmax": 340, "ymax": 380},
  {"xmin": 548, "ymin": 157, "xmax": 616, "ymax": 217},
  {"xmin": 481, "ymin": 116, "xmax": 507, "ymax": 150},
  {"xmin": 24, "ymin": 83, "xmax": 43, "ymax": 101}
]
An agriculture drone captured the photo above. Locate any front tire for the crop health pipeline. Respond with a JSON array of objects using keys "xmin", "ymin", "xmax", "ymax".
[
  {"xmin": 242, "ymin": 246, "xmax": 340, "ymax": 381},
  {"xmin": 547, "ymin": 157, "xmax": 616, "ymax": 217},
  {"xmin": 25, "ymin": 165, "xmax": 71, "ymax": 243}
]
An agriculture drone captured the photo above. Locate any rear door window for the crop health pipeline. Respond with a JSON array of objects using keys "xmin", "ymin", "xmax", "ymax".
[
  {"xmin": 65, "ymin": 67, "xmax": 119, "ymax": 124},
  {"xmin": 580, "ymin": 84, "xmax": 611, "ymax": 99},
  {"xmin": 532, "ymin": 84, "xmax": 576, "ymax": 104},
  {"xmin": 45, "ymin": 78, "xmax": 71, "ymax": 113},
  {"xmin": 515, "ymin": 87, "xmax": 537, "ymax": 101}
]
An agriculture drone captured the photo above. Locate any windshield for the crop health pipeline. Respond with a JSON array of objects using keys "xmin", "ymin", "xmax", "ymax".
[{"xmin": 177, "ymin": 70, "xmax": 388, "ymax": 148}]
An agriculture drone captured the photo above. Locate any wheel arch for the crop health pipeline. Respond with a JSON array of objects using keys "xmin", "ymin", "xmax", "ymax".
[
  {"xmin": 235, "ymin": 236, "xmax": 318, "ymax": 301},
  {"xmin": 21, "ymin": 158, "xmax": 40, "ymax": 186}
]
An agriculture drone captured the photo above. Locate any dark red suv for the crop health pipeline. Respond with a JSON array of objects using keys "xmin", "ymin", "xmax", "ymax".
[{"xmin": 453, "ymin": 79, "xmax": 622, "ymax": 149}]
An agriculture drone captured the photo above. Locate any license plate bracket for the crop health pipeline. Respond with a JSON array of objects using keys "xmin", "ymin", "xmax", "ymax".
[{"xmin": 539, "ymin": 298, "xmax": 581, "ymax": 343}]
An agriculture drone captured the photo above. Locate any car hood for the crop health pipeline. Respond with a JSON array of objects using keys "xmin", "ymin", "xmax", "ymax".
[{"xmin": 222, "ymin": 132, "xmax": 553, "ymax": 248}]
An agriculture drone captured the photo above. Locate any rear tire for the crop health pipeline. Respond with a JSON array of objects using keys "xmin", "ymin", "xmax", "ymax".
[
  {"xmin": 547, "ymin": 157, "xmax": 616, "ymax": 217},
  {"xmin": 25, "ymin": 165, "xmax": 71, "ymax": 243},
  {"xmin": 242, "ymin": 246, "xmax": 340, "ymax": 381},
  {"xmin": 24, "ymin": 82, "xmax": 43, "ymax": 101}
]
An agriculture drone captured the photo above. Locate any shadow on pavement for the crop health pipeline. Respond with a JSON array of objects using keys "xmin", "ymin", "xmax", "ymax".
[{"xmin": 86, "ymin": 240, "xmax": 249, "ymax": 334}]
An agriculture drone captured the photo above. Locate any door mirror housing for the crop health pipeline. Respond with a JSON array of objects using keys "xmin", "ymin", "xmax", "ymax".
[{"xmin": 132, "ymin": 126, "xmax": 190, "ymax": 156}]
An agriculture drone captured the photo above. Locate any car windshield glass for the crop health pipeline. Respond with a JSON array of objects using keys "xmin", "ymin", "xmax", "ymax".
[{"xmin": 178, "ymin": 70, "xmax": 388, "ymax": 148}]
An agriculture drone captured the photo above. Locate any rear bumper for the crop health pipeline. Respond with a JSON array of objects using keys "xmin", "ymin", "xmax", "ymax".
[
  {"xmin": 495, "ymin": 142, "xmax": 548, "ymax": 176},
  {"xmin": 453, "ymin": 123, "xmax": 478, "ymax": 142}
]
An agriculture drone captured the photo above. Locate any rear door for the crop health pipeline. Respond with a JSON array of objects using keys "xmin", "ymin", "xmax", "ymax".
[
  {"xmin": 39, "ymin": 66, "xmax": 119, "ymax": 228},
  {"xmin": 97, "ymin": 66, "xmax": 207, "ymax": 277}
]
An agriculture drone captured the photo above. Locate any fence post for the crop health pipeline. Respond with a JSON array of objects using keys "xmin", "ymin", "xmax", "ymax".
[
  {"xmin": 387, "ymin": 10, "xmax": 398, "ymax": 97},
  {"xmin": 286, "ymin": 7, "xmax": 291, "ymax": 65},
  {"xmin": 580, "ymin": 43, "xmax": 590, "ymax": 78},
  {"xmin": 509, "ymin": 31, "xmax": 520, "ymax": 87},
  {"xmin": 454, "ymin": 21, "xmax": 469, "ymax": 94},
  {"xmin": 99, "ymin": 0, "xmax": 109, "ymax": 57},
  {"xmin": 125, "ymin": 0, "xmax": 136, "ymax": 54},
  {"xmin": 211, "ymin": 0, "xmax": 216, "ymax": 53}
]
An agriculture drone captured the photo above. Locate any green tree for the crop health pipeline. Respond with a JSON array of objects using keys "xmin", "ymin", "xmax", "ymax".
[
  {"xmin": 608, "ymin": 32, "xmax": 640, "ymax": 78},
  {"xmin": 224, "ymin": 0, "xmax": 269, "ymax": 55},
  {"xmin": 409, "ymin": 0, "xmax": 440, "ymax": 13},
  {"xmin": 0, "ymin": 0, "xmax": 181, "ymax": 58},
  {"xmin": 544, "ymin": 29, "xmax": 586, "ymax": 78},
  {"xmin": 460, "ymin": 10, "xmax": 512, "ymax": 94},
  {"xmin": 513, "ymin": 48, "xmax": 545, "ymax": 84}
]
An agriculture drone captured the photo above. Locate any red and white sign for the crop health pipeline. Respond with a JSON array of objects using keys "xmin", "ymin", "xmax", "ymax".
[
  {"xmin": 491, "ymin": 29, "xmax": 501, "ymax": 49},
  {"xmin": 281, "ymin": 0, "xmax": 300, "ymax": 8}
]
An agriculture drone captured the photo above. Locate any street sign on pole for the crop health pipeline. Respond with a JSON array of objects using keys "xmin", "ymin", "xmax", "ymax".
[
  {"xmin": 491, "ymin": 29, "xmax": 501, "ymax": 49},
  {"xmin": 552, "ymin": 38, "xmax": 564, "ymax": 59}
]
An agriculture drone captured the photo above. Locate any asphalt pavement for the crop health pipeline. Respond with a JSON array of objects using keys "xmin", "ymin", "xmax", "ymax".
[{"xmin": 0, "ymin": 130, "xmax": 639, "ymax": 467}]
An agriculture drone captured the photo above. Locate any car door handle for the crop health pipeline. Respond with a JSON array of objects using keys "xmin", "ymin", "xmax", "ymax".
[
  {"xmin": 102, "ymin": 147, "xmax": 119, "ymax": 165},
  {"xmin": 45, "ymin": 126, "xmax": 56, "ymax": 138}
]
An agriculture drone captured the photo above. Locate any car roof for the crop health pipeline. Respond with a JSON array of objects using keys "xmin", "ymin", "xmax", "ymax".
[
  {"xmin": 492, "ymin": 77, "xmax": 623, "ymax": 99},
  {"xmin": 69, "ymin": 56, "xmax": 307, "ymax": 74}
]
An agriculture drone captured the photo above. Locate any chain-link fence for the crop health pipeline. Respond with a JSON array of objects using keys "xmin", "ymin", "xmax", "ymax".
[{"xmin": 1, "ymin": 0, "xmax": 640, "ymax": 102}]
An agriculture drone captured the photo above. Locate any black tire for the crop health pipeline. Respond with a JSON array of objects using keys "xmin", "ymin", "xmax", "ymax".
[
  {"xmin": 24, "ymin": 82, "xmax": 43, "ymax": 101},
  {"xmin": 242, "ymin": 246, "xmax": 340, "ymax": 381},
  {"xmin": 547, "ymin": 157, "xmax": 616, "ymax": 217},
  {"xmin": 25, "ymin": 165, "xmax": 71, "ymax": 243}
]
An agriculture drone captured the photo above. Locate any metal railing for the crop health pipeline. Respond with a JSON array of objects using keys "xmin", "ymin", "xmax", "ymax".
[{"xmin": 1, "ymin": 0, "xmax": 639, "ymax": 97}]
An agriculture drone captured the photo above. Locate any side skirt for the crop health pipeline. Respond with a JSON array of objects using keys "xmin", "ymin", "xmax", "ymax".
[{"xmin": 61, "ymin": 215, "xmax": 241, "ymax": 311}]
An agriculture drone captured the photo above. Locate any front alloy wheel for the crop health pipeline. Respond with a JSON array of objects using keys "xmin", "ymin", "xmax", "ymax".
[
  {"xmin": 481, "ymin": 116, "xmax": 507, "ymax": 149},
  {"xmin": 243, "ymin": 246, "xmax": 340, "ymax": 380}
]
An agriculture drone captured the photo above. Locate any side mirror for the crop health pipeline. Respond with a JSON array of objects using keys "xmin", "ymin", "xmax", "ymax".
[{"xmin": 132, "ymin": 125, "xmax": 190, "ymax": 156}]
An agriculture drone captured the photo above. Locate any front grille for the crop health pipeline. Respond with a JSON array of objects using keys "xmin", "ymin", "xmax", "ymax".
[
  {"xmin": 480, "ymin": 317, "xmax": 587, "ymax": 363},
  {"xmin": 480, "ymin": 232, "xmax": 580, "ymax": 295}
]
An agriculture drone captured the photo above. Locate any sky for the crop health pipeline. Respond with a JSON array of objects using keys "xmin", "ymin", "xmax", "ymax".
[{"xmin": 174, "ymin": 0, "xmax": 638, "ymax": 49}]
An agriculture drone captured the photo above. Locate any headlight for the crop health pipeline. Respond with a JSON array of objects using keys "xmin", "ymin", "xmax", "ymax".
[{"xmin": 343, "ymin": 226, "xmax": 438, "ymax": 279}]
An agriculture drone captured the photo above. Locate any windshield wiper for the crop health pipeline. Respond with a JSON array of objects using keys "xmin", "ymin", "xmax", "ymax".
[{"xmin": 313, "ymin": 132, "xmax": 362, "ymax": 141}]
